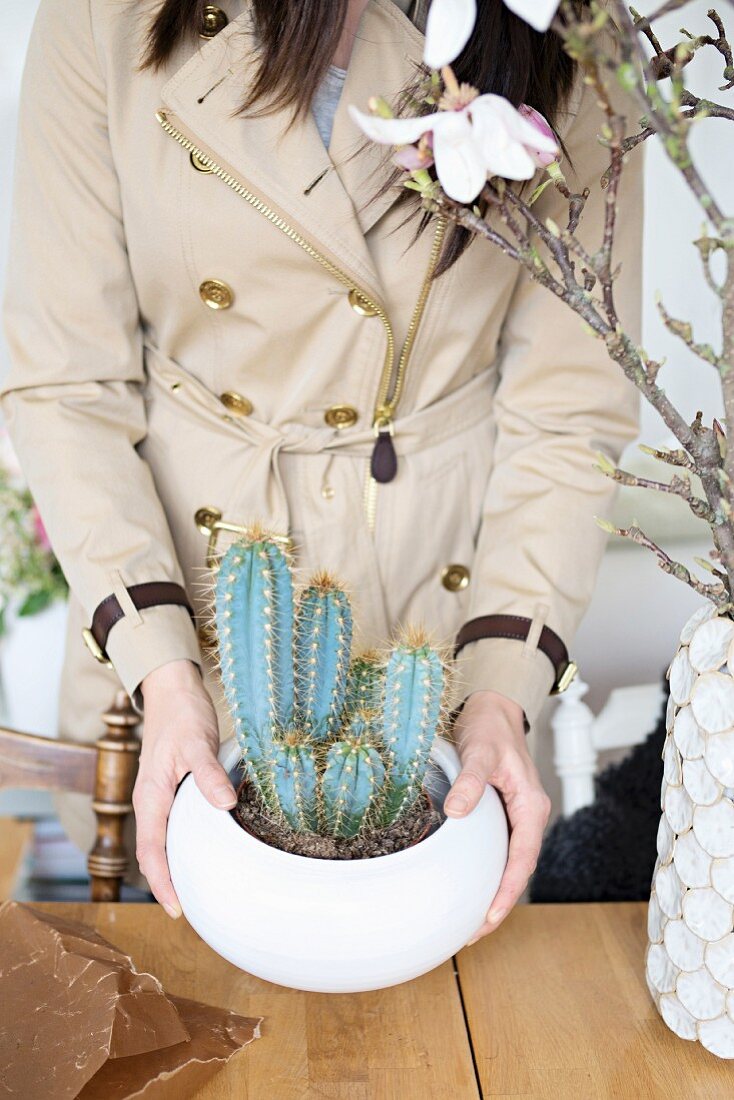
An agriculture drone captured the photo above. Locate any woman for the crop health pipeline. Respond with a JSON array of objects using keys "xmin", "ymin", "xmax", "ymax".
[{"xmin": 1, "ymin": 0, "xmax": 641, "ymax": 939}]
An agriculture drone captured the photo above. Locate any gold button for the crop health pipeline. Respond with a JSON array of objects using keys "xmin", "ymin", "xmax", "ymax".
[
  {"xmin": 441, "ymin": 564, "xmax": 470, "ymax": 592},
  {"xmin": 348, "ymin": 288, "xmax": 379, "ymax": 317},
  {"xmin": 324, "ymin": 404, "xmax": 359, "ymax": 429},
  {"xmin": 190, "ymin": 150, "xmax": 213, "ymax": 173},
  {"xmin": 199, "ymin": 279, "xmax": 233, "ymax": 310},
  {"xmin": 199, "ymin": 4, "xmax": 228, "ymax": 37},
  {"xmin": 220, "ymin": 391, "xmax": 253, "ymax": 416}
]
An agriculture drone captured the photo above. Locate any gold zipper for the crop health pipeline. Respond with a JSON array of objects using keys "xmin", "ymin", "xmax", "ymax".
[
  {"xmin": 155, "ymin": 108, "xmax": 446, "ymax": 530},
  {"xmin": 373, "ymin": 213, "xmax": 447, "ymax": 424},
  {"xmin": 364, "ymin": 212, "xmax": 447, "ymax": 530}
]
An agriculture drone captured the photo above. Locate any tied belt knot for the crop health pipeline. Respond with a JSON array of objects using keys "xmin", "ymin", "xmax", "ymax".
[{"xmin": 143, "ymin": 341, "xmax": 497, "ymax": 539}]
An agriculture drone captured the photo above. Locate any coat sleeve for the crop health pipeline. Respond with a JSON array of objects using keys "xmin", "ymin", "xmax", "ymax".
[
  {"xmin": 0, "ymin": 0, "xmax": 201, "ymax": 705},
  {"xmin": 454, "ymin": 64, "xmax": 644, "ymax": 731}
]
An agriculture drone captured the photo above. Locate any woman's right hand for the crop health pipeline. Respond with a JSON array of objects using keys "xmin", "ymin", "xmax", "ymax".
[{"xmin": 133, "ymin": 658, "xmax": 236, "ymax": 917}]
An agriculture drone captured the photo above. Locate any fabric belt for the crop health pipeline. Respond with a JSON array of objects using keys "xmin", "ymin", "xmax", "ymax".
[
  {"xmin": 84, "ymin": 347, "xmax": 578, "ymax": 701},
  {"xmin": 143, "ymin": 341, "xmax": 499, "ymax": 537},
  {"xmin": 83, "ymin": 344, "xmax": 500, "ymax": 665}
]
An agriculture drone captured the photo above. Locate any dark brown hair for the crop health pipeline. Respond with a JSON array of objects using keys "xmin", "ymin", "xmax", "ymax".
[{"xmin": 140, "ymin": 1, "xmax": 581, "ymax": 274}]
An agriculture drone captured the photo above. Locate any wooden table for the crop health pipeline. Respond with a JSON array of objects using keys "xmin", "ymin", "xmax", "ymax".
[{"xmin": 30, "ymin": 902, "xmax": 733, "ymax": 1098}]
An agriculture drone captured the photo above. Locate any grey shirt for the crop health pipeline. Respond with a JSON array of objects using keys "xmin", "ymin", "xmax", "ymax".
[
  {"xmin": 310, "ymin": 0, "xmax": 422, "ymax": 149},
  {"xmin": 311, "ymin": 64, "xmax": 348, "ymax": 149}
]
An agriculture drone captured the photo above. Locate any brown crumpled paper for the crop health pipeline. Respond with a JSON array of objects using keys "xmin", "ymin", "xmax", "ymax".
[{"xmin": 0, "ymin": 902, "xmax": 262, "ymax": 1099}]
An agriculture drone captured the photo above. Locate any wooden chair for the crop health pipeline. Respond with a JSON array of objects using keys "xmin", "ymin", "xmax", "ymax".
[{"xmin": 0, "ymin": 690, "xmax": 140, "ymax": 901}]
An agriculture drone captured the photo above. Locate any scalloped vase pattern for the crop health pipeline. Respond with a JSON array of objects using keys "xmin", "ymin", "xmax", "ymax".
[{"xmin": 646, "ymin": 602, "xmax": 734, "ymax": 1058}]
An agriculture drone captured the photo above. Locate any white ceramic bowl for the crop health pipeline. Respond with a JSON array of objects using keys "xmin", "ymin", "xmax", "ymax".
[{"xmin": 167, "ymin": 735, "xmax": 508, "ymax": 993}]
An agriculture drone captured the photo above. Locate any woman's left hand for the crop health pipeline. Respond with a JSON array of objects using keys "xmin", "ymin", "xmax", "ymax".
[{"xmin": 444, "ymin": 688, "xmax": 552, "ymax": 945}]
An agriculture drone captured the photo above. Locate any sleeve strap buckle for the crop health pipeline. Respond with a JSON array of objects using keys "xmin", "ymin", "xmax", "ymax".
[
  {"xmin": 82, "ymin": 581, "xmax": 195, "ymax": 667},
  {"xmin": 453, "ymin": 613, "xmax": 577, "ymax": 696}
]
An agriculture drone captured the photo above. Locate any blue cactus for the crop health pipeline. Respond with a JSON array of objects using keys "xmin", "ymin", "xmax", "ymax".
[
  {"xmin": 345, "ymin": 650, "xmax": 385, "ymax": 716},
  {"xmin": 343, "ymin": 710, "xmax": 375, "ymax": 743},
  {"xmin": 321, "ymin": 740, "xmax": 385, "ymax": 838},
  {"xmin": 269, "ymin": 733, "xmax": 319, "ymax": 832},
  {"xmin": 294, "ymin": 574, "xmax": 352, "ymax": 740},
  {"xmin": 377, "ymin": 633, "xmax": 445, "ymax": 825},
  {"xmin": 215, "ymin": 534, "xmax": 446, "ymax": 843},
  {"xmin": 215, "ymin": 535, "xmax": 294, "ymax": 791}
]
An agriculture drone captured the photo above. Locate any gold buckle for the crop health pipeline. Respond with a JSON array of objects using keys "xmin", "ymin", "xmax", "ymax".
[
  {"xmin": 194, "ymin": 507, "xmax": 293, "ymax": 569},
  {"xmin": 81, "ymin": 627, "xmax": 113, "ymax": 668},
  {"xmin": 551, "ymin": 659, "xmax": 578, "ymax": 696}
]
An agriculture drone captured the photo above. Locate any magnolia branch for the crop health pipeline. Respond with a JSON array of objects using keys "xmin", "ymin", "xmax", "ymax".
[
  {"xmin": 638, "ymin": 443, "xmax": 697, "ymax": 470},
  {"xmin": 656, "ymin": 297, "xmax": 723, "ymax": 367},
  {"xmin": 594, "ymin": 452, "xmax": 715, "ymax": 524},
  {"xmin": 605, "ymin": 0, "xmax": 729, "ymax": 230},
  {"xmin": 428, "ymin": 1, "xmax": 734, "ymax": 604},
  {"xmin": 595, "ymin": 517, "xmax": 730, "ymax": 607},
  {"xmin": 639, "ymin": 0, "xmax": 694, "ymax": 23}
]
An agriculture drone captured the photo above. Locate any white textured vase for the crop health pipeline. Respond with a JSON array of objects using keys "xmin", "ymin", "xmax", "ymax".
[
  {"xmin": 167, "ymin": 734, "xmax": 509, "ymax": 993},
  {"xmin": 646, "ymin": 602, "xmax": 734, "ymax": 1058}
]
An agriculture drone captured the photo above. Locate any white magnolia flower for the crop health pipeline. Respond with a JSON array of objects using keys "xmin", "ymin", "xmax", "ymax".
[
  {"xmin": 423, "ymin": 0, "xmax": 477, "ymax": 70},
  {"xmin": 423, "ymin": 0, "xmax": 562, "ymax": 71},
  {"xmin": 349, "ymin": 93, "xmax": 557, "ymax": 203},
  {"xmin": 502, "ymin": 0, "xmax": 561, "ymax": 33}
]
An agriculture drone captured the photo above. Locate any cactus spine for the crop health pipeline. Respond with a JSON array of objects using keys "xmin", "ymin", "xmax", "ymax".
[
  {"xmin": 270, "ymin": 734, "xmax": 319, "ymax": 832},
  {"xmin": 345, "ymin": 650, "xmax": 385, "ymax": 715},
  {"xmin": 215, "ymin": 534, "xmax": 447, "ymax": 843},
  {"xmin": 294, "ymin": 574, "xmax": 352, "ymax": 740},
  {"xmin": 378, "ymin": 634, "xmax": 444, "ymax": 824},
  {"xmin": 215, "ymin": 536, "xmax": 294, "ymax": 796},
  {"xmin": 321, "ymin": 740, "xmax": 386, "ymax": 838}
]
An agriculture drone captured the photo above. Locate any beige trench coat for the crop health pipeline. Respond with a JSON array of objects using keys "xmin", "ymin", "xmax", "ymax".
[{"xmin": 1, "ymin": 0, "xmax": 642, "ymax": 859}]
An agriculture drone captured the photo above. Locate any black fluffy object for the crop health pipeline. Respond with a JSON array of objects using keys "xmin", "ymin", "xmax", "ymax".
[{"xmin": 530, "ymin": 673, "xmax": 670, "ymax": 903}]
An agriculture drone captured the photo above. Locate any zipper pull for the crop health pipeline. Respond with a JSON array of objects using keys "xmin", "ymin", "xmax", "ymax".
[{"xmin": 371, "ymin": 417, "xmax": 397, "ymax": 484}]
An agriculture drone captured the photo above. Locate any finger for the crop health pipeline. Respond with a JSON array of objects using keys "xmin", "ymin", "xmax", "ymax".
[
  {"xmin": 190, "ymin": 752, "xmax": 237, "ymax": 810},
  {"xmin": 444, "ymin": 764, "xmax": 487, "ymax": 817},
  {"xmin": 464, "ymin": 852, "xmax": 539, "ymax": 948},
  {"xmin": 465, "ymin": 922, "xmax": 493, "ymax": 947},
  {"xmin": 133, "ymin": 778, "xmax": 181, "ymax": 918},
  {"xmin": 485, "ymin": 797, "xmax": 548, "ymax": 925}
]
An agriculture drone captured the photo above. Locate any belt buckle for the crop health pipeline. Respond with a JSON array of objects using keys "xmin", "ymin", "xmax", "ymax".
[
  {"xmin": 551, "ymin": 659, "xmax": 578, "ymax": 696},
  {"xmin": 194, "ymin": 507, "xmax": 293, "ymax": 569},
  {"xmin": 81, "ymin": 627, "xmax": 113, "ymax": 668}
]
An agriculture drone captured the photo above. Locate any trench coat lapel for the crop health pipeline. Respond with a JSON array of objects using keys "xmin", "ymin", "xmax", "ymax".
[
  {"xmin": 328, "ymin": 0, "xmax": 426, "ymax": 237},
  {"xmin": 158, "ymin": 0, "xmax": 424, "ymax": 298}
]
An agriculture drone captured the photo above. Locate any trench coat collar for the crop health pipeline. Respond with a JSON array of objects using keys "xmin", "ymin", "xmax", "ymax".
[{"xmin": 158, "ymin": 0, "xmax": 426, "ymax": 299}]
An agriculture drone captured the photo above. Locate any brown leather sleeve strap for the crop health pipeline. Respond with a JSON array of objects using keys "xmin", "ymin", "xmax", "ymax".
[
  {"xmin": 454, "ymin": 614, "xmax": 577, "ymax": 696},
  {"xmin": 89, "ymin": 582, "xmax": 195, "ymax": 660}
]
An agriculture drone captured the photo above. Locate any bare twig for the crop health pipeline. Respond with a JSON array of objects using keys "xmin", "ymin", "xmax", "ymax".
[
  {"xmin": 417, "ymin": 3, "xmax": 734, "ymax": 598},
  {"xmin": 606, "ymin": 0, "xmax": 729, "ymax": 229},
  {"xmin": 656, "ymin": 297, "xmax": 723, "ymax": 367},
  {"xmin": 638, "ymin": 443, "xmax": 697, "ymax": 470},
  {"xmin": 595, "ymin": 452, "xmax": 715, "ymax": 523},
  {"xmin": 596, "ymin": 517, "xmax": 730, "ymax": 606}
]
